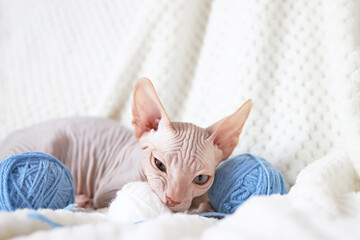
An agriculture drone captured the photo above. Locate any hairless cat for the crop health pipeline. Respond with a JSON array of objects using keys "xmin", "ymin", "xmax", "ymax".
[{"xmin": 0, "ymin": 78, "xmax": 252, "ymax": 212}]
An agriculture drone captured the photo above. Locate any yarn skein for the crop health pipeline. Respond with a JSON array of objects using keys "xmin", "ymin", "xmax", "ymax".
[
  {"xmin": 0, "ymin": 152, "xmax": 75, "ymax": 211},
  {"xmin": 108, "ymin": 182, "xmax": 172, "ymax": 224},
  {"xmin": 208, "ymin": 154, "xmax": 286, "ymax": 214}
]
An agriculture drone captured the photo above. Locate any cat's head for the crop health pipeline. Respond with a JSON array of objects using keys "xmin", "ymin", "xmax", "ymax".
[{"xmin": 132, "ymin": 78, "xmax": 251, "ymax": 212}]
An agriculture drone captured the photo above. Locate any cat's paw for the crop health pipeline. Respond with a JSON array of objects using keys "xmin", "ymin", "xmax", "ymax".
[
  {"xmin": 75, "ymin": 194, "xmax": 94, "ymax": 209},
  {"xmin": 187, "ymin": 201, "xmax": 215, "ymax": 214},
  {"xmin": 197, "ymin": 201, "xmax": 215, "ymax": 213}
]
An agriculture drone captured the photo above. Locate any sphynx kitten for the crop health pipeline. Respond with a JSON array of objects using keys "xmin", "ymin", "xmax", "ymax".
[{"xmin": 0, "ymin": 78, "xmax": 252, "ymax": 212}]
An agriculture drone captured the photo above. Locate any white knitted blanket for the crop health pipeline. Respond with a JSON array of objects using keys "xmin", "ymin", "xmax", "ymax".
[{"xmin": 1, "ymin": 0, "xmax": 360, "ymax": 239}]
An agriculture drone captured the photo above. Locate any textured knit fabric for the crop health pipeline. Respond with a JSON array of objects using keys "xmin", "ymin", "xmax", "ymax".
[
  {"xmin": 0, "ymin": 1, "xmax": 360, "ymax": 239},
  {"xmin": 1, "ymin": 0, "xmax": 359, "ymax": 187}
]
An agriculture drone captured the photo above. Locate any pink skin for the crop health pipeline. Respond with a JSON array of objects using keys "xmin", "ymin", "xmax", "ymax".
[
  {"xmin": 0, "ymin": 78, "xmax": 251, "ymax": 212},
  {"xmin": 132, "ymin": 78, "xmax": 252, "ymax": 212},
  {"xmin": 139, "ymin": 122, "xmax": 220, "ymax": 212}
]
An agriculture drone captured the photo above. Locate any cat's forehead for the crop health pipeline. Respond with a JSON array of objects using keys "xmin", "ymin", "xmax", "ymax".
[
  {"xmin": 163, "ymin": 151, "xmax": 205, "ymax": 172},
  {"xmin": 171, "ymin": 122, "xmax": 210, "ymax": 142},
  {"xmin": 172, "ymin": 122, "xmax": 212, "ymax": 150},
  {"xmin": 165, "ymin": 123, "xmax": 215, "ymax": 166},
  {"xmin": 141, "ymin": 122, "xmax": 214, "ymax": 157},
  {"xmin": 140, "ymin": 121, "xmax": 219, "ymax": 171}
]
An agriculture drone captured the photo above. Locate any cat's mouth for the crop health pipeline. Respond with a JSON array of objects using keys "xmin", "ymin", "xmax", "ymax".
[
  {"xmin": 164, "ymin": 200, "xmax": 191, "ymax": 212},
  {"xmin": 160, "ymin": 196, "xmax": 186, "ymax": 212},
  {"xmin": 157, "ymin": 196, "xmax": 180, "ymax": 212}
]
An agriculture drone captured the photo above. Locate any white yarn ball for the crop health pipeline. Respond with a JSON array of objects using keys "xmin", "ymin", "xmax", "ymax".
[{"xmin": 108, "ymin": 182, "xmax": 172, "ymax": 224}]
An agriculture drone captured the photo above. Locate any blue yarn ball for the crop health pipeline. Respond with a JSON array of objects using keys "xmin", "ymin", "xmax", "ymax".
[
  {"xmin": 208, "ymin": 154, "xmax": 287, "ymax": 214},
  {"xmin": 0, "ymin": 152, "xmax": 75, "ymax": 211}
]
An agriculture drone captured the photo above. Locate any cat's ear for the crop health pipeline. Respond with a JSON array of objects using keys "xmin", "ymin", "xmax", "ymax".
[
  {"xmin": 206, "ymin": 99, "xmax": 252, "ymax": 160},
  {"xmin": 132, "ymin": 77, "xmax": 174, "ymax": 139}
]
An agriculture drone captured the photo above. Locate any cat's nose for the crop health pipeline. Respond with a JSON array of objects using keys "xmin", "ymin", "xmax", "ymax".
[{"xmin": 166, "ymin": 196, "xmax": 180, "ymax": 207}]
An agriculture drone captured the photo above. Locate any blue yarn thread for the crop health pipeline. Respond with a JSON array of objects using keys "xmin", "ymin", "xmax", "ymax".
[
  {"xmin": 0, "ymin": 152, "xmax": 75, "ymax": 211},
  {"xmin": 208, "ymin": 154, "xmax": 286, "ymax": 214},
  {"xmin": 28, "ymin": 212, "xmax": 64, "ymax": 228},
  {"xmin": 26, "ymin": 204, "xmax": 81, "ymax": 229},
  {"xmin": 63, "ymin": 203, "xmax": 80, "ymax": 211},
  {"xmin": 198, "ymin": 212, "xmax": 227, "ymax": 219}
]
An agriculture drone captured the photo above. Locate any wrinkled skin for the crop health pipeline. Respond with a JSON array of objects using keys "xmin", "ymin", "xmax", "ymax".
[
  {"xmin": 0, "ymin": 78, "xmax": 252, "ymax": 212},
  {"xmin": 131, "ymin": 78, "xmax": 252, "ymax": 212},
  {"xmin": 139, "ymin": 122, "xmax": 221, "ymax": 212}
]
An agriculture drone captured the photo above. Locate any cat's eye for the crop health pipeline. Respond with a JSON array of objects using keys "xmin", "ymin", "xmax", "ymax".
[
  {"xmin": 193, "ymin": 175, "xmax": 209, "ymax": 185},
  {"xmin": 155, "ymin": 158, "xmax": 166, "ymax": 172}
]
